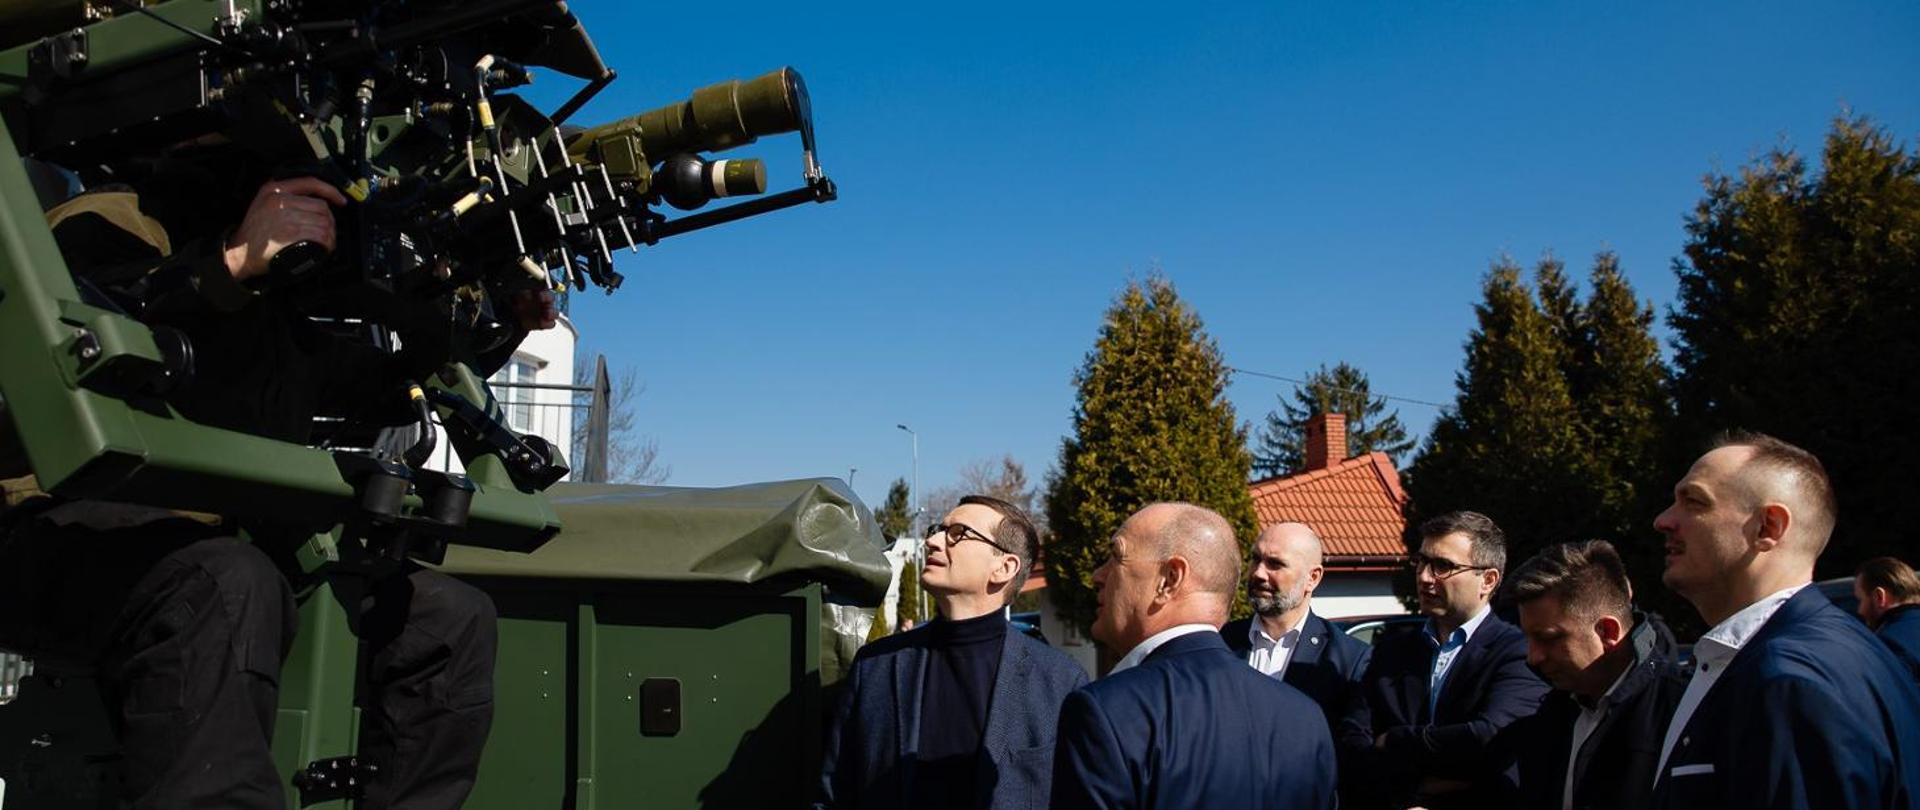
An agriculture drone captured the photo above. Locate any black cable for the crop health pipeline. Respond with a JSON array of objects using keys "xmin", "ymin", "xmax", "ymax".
[{"xmin": 1227, "ymin": 366, "xmax": 1450, "ymax": 410}]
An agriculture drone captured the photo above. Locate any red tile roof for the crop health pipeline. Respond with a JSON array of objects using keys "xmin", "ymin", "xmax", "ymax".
[{"xmin": 1248, "ymin": 451, "xmax": 1410, "ymax": 564}]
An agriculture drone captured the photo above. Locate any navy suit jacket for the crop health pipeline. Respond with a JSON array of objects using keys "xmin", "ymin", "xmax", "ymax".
[
  {"xmin": 1654, "ymin": 588, "xmax": 1920, "ymax": 810},
  {"xmin": 1051, "ymin": 631, "xmax": 1336, "ymax": 810},
  {"xmin": 1877, "ymin": 603, "xmax": 1920, "ymax": 684},
  {"xmin": 1219, "ymin": 612, "xmax": 1373, "ymax": 728},
  {"xmin": 817, "ymin": 620, "xmax": 1090, "ymax": 810},
  {"xmin": 1343, "ymin": 609, "xmax": 1548, "ymax": 810}
]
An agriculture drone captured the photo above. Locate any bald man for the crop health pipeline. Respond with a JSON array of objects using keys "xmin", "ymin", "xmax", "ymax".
[
  {"xmin": 1221, "ymin": 524, "xmax": 1371, "ymax": 773},
  {"xmin": 1051, "ymin": 504, "xmax": 1336, "ymax": 809},
  {"xmin": 1650, "ymin": 432, "xmax": 1920, "ymax": 809}
]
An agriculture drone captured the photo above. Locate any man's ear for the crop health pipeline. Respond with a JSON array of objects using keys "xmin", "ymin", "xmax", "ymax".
[
  {"xmin": 1753, "ymin": 503, "xmax": 1792, "ymax": 552},
  {"xmin": 1481, "ymin": 567, "xmax": 1501, "ymax": 600},
  {"xmin": 1158, "ymin": 556, "xmax": 1189, "ymax": 603},
  {"xmin": 1873, "ymin": 586, "xmax": 1894, "ymax": 612},
  {"xmin": 988, "ymin": 552, "xmax": 1020, "ymax": 589},
  {"xmin": 1594, "ymin": 614, "xmax": 1626, "ymax": 648},
  {"xmin": 1305, "ymin": 564, "xmax": 1325, "ymax": 596}
]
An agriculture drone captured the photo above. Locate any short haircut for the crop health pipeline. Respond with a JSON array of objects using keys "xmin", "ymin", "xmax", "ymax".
[
  {"xmin": 1857, "ymin": 557, "xmax": 1920, "ymax": 605},
  {"xmin": 1713, "ymin": 430, "xmax": 1837, "ymax": 546},
  {"xmin": 1147, "ymin": 503, "xmax": 1242, "ymax": 596},
  {"xmin": 1509, "ymin": 540, "xmax": 1634, "ymax": 628},
  {"xmin": 1419, "ymin": 510, "xmax": 1507, "ymax": 572},
  {"xmin": 958, "ymin": 494, "xmax": 1039, "ymax": 600}
]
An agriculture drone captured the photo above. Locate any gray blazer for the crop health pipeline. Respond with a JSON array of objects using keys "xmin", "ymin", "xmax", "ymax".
[{"xmin": 817, "ymin": 620, "xmax": 1090, "ymax": 809}]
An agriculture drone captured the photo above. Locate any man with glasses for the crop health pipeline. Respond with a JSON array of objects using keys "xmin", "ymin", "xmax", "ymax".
[
  {"xmin": 1342, "ymin": 511, "xmax": 1546, "ymax": 810},
  {"xmin": 817, "ymin": 495, "xmax": 1087, "ymax": 810}
]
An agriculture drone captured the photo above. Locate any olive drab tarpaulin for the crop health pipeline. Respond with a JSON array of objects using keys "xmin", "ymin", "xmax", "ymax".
[{"xmin": 435, "ymin": 477, "xmax": 891, "ymax": 682}]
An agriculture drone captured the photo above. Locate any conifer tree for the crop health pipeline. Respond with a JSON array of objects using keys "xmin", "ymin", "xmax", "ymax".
[
  {"xmin": 1671, "ymin": 115, "xmax": 1920, "ymax": 571},
  {"xmin": 1405, "ymin": 259, "xmax": 1599, "ymax": 567},
  {"xmin": 1046, "ymin": 274, "xmax": 1260, "ymax": 635},
  {"xmin": 875, "ymin": 478, "xmax": 913, "ymax": 541},
  {"xmin": 1250, "ymin": 362, "xmax": 1415, "ymax": 477}
]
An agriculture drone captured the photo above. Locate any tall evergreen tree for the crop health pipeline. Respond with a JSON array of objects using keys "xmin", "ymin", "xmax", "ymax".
[
  {"xmin": 1250, "ymin": 362, "xmax": 1416, "ymax": 477},
  {"xmin": 875, "ymin": 478, "xmax": 913, "ymax": 541},
  {"xmin": 1405, "ymin": 259, "xmax": 1600, "ymax": 569},
  {"xmin": 1671, "ymin": 115, "xmax": 1920, "ymax": 574},
  {"xmin": 1046, "ymin": 274, "xmax": 1260, "ymax": 636}
]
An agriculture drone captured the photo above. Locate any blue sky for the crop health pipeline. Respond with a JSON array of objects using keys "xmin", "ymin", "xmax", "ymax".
[{"xmin": 522, "ymin": 1, "xmax": 1920, "ymax": 511}]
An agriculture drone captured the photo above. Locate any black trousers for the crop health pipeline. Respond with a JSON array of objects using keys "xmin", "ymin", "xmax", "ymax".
[{"xmin": 0, "ymin": 515, "xmax": 497, "ymax": 809}]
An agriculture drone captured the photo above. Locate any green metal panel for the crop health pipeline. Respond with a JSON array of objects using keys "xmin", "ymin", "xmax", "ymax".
[
  {"xmin": 272, "ymin": 583, "xmax": 362, "ymax": 810},
  {"xmin": 0, "ymin": 0, "xmax": 255, "ymax": 102},
  {"xmin": 463, "ymin": 589, "xmax": 574, "ymax": 809},
  {"xmin": 461, "ymin": 578, "xmax": 824, "ymax": 810}
]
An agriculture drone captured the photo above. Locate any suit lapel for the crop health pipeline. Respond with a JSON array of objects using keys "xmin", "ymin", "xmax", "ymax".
[
  {"xmin": 1666, "ymin": 589, "xmax": 1826, "ymax": 775},
  {"xmin": 1293, "ymin": 615, "xmax": 1330, "ymax": 668},
  {"xmin": 975, "ymin": 629, "xmax": 1027, "ymax": 808},
  {"xmin": 1436, "ymin": 617, "xmax": 1508, "ymax": 720},
  {"xmin": 894, "ymin": 635, "xmax": 929, "ymax": 801}
]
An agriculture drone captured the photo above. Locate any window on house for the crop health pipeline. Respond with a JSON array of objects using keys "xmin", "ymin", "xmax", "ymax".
[{"xmin": 489, "ymin": 357, "xmax": 539, "ymax": 432}]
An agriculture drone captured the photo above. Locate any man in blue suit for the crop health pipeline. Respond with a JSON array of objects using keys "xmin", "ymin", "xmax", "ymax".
[
  {"xmin": 818, "ymin": 495, "xmax": 1089, "ymax": 810},
  {"xmin": 1219, "ymin": 522, "xmax": 1371, "ymax": 797},
  {"xmin": 1343, "ymin": 511, "xmax": 1547, "ymax": 810},
  {"xmin": 1855, "ymin": 556, "xmax": 1920, "ymax": 682},
  {"xmin": 1052, "ymin": 503, "xmax": 1336, "ymax": 809},
  {"xmin": 1651, "ymin": 432, "xmax": 1920, "ymax": 809}
]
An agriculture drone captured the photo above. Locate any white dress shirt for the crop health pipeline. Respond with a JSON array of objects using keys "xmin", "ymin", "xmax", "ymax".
[
  {"xmin": 1654, "ymin": 583, "xmax": 1808, "ymax": 782},
  {"xmin": 1110, "ymin": 624, "xmax": 1219, "ymax": 675},
  {"xmin": 1426, "ymin": 603, "xmax": 1492, "ymax": 719},
  {"xmin": 1563, "ymin": 663, "xmax": 1633, "ymax": 810},
  {"xmin": 1246, "ymin": 612, "xmax": 1308, "ymax": 680}
]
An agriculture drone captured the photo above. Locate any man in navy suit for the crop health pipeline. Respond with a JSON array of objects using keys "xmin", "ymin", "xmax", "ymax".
[
  {"xmin": 1343, "ymin": 511, "xmax": 1547, "ymax": 810},
  {"xmin": 817, "ymin": 495, "xmax": 1089, "ymax": 810},
  {"xmin": 1855, "ymin": 556, "xmax": 1920, "ymax": 682},
  {"xmin": 1051, "ymin": 503, "xmax": 1336, "ymax": 809},
  {"xmin": 1219, "ymin": 522, "xmax": 1371, "ymax": 793},
  {"xmin": 1651, "ymin": 432, "xmax": 1920, "ymax": 809}
]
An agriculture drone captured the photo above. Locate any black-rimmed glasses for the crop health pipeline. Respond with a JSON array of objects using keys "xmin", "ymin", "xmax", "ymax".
[
  {"xmin": 928, "ymin": 523, "xmax": 1012, "ymax": 554},
  {"xmin": 1409, "ymin": 553, "xmax": 1493, "ymax": 579}
]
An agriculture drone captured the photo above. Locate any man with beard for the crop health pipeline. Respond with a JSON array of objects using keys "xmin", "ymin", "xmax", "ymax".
[
  {"xmin": 1343, "ymin": 511, "xmax": 1547, "ymax": 810},
  {"xmin": 1220, "ymin": 523, "xmax": 1371, "ymax": 795}
]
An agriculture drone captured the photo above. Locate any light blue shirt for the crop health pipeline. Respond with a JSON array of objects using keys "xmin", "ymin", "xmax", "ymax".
[{"xmin": 1425, "ymin": 603, "xmax": 1492, "ymax": 720}]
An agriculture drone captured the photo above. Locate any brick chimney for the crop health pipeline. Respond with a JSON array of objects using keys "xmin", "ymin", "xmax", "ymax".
[{"xmin": 1304, "ymin": 412, "xmax": 1348, "ymax": 471}]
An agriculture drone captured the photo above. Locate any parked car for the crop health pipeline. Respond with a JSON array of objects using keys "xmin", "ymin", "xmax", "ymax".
[
  {"xmin": 1816, "ymin": 576, "xmax": 1864, "ymax": 622},
  {"xmin": 1329, "ymin": 613, "xmax": 1426, "ymax": 646},
  {"xmin": 1010, "ymin": 611, "xmax": 1048, "ymax": 643}
]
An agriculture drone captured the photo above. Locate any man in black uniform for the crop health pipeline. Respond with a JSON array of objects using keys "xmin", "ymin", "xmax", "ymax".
[{"xmin": 0, "ymin": 154, "xmax": 548, "ymax": 808}]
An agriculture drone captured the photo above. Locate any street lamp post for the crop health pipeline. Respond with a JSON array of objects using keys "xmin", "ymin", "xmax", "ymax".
[
  {"xmin": 896, "ymin": 422, "xmax": 925, "ymax": 623},
  {"xmin": 895, "ymin": 423, "xmax": 919, "ymax": 533}
]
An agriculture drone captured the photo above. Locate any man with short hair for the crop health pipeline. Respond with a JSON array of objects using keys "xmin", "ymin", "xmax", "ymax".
[
  {"xmin": 1650, "ymin": 432, "xmax": 1920, "ymax": 808},
  {"xmin": 1220, "ymin": 523, "xmax": 1371, "ymax": 795},
  {"xmin": 1344, "ymin": 510, "xmax": 1547, "ymax": 810},
  {"xmin": 1052, "ymin": 503, "xmax": 1336, "ymax": 809},
  {"xmin": 1855, "ymin": 556, "xmax": 1920, "ymax": 681},
  {"xmin": 818, "ymin": 495, "xmax": 1087, "ymax": 810},
  {"xmin": 1501, "ymin": 540, "xmax": 1687, "ymax": 810}
]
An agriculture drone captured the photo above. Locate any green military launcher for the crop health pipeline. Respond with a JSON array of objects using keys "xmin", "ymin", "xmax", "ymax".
[{"xmin": 0, "ymin": 0, "xmax": 872, "ymax": 806}]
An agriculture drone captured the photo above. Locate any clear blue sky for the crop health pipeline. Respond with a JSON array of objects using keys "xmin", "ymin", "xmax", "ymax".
[{"xmin": 522, "ymin": 1, "xmax": 1920, "ymax": 511}]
